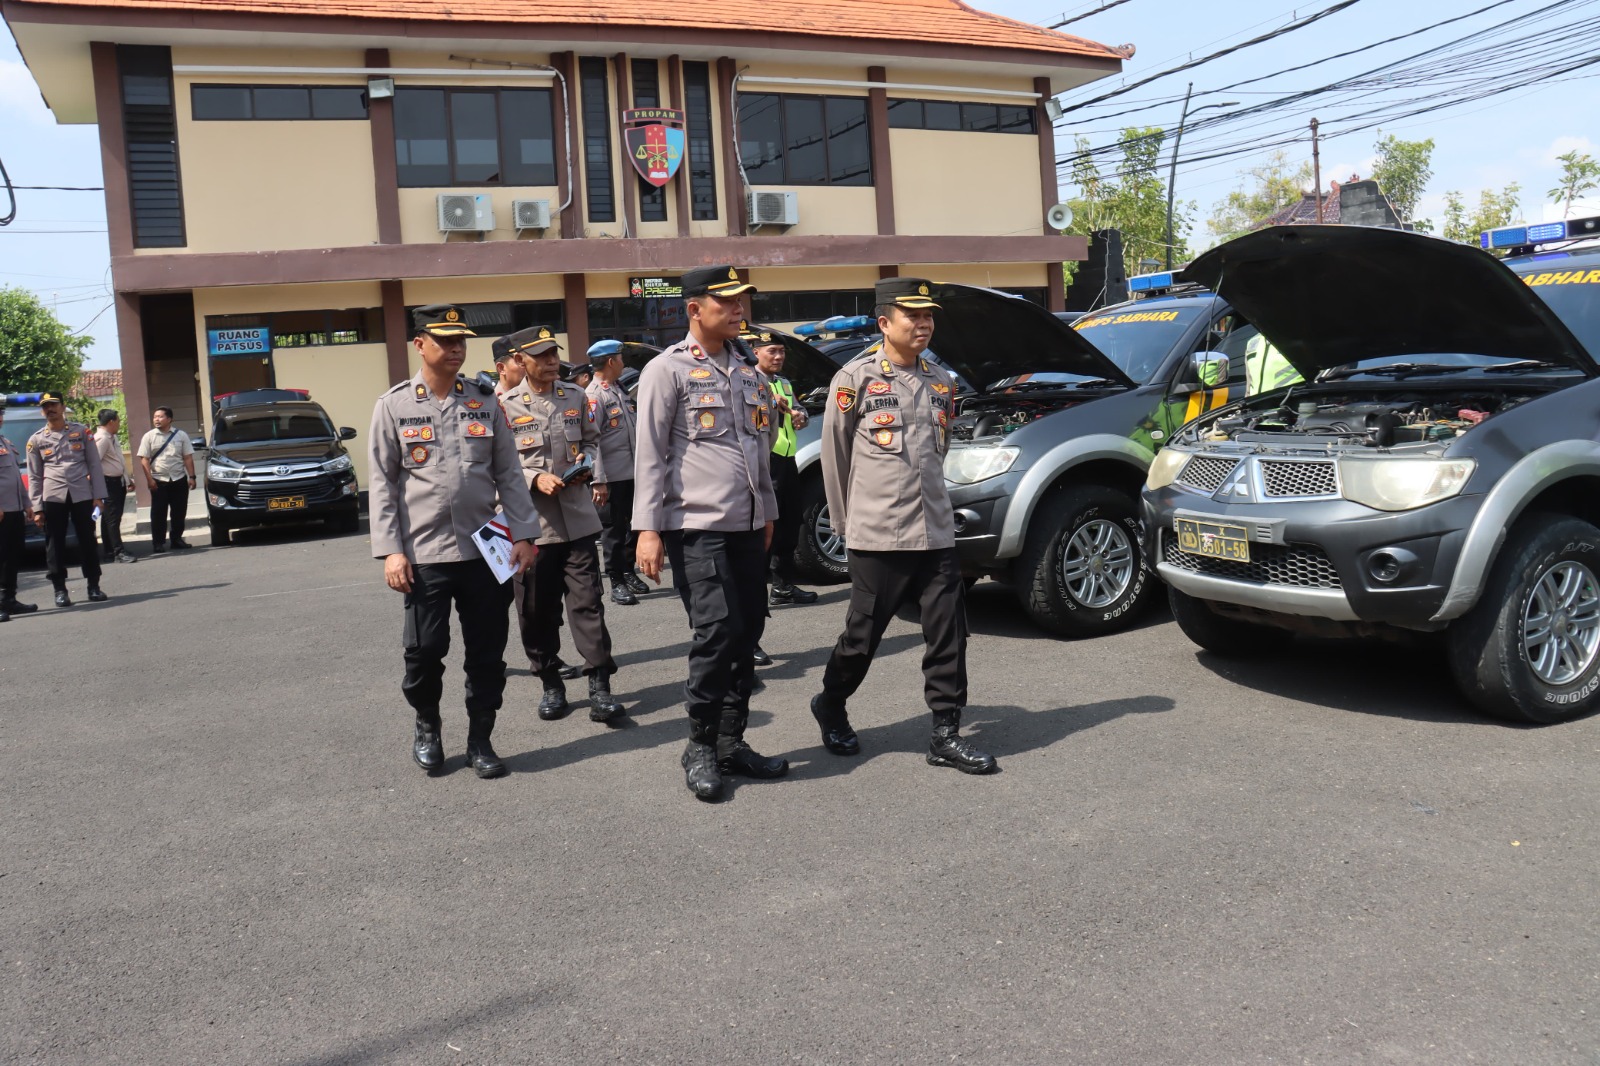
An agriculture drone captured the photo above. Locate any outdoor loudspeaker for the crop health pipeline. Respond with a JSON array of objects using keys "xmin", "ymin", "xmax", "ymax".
[{"xmin": 1047, "ymin": 203, "xmax": 1074, "ymax": 231}]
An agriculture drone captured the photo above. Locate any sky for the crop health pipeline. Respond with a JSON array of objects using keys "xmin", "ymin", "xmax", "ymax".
[{"xmin": 1, "ymin": 0, "xmax": 1597, "ymax": 370}]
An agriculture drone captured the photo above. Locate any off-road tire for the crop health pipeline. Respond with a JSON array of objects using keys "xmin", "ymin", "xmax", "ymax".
[
  {"xmin": 794, "ymin": 473, "xmax": 849, "ymax": 583},
  {"xmin": 1014, "ymin": 484, "xmax": 1155, "ymax": 637},
  {"xmin": 1447, "ymin": 513, "xmax": 1600, "ymax": 724},
  {"xmin": 1167, "ymin": 586, "xmax": 1294, "ymax": 656}
]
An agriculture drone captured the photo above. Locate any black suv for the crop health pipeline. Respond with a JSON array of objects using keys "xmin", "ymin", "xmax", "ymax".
[
  {"xmin": 204, "ymin": 389, "xmax": 361, "ymax": 546},
  {"xmin": 1143, "ymin": 224, "xmax": 1600, "ymax": 724}
]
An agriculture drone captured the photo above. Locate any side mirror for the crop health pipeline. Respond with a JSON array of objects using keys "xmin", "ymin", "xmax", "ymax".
[
  {"xmin": 340, "ymin": 427, "xmax": 358, "ymax": 440},
  {"xmin": 1192, "ymin": 352, "xmax": 1230, "ymax": 387}
]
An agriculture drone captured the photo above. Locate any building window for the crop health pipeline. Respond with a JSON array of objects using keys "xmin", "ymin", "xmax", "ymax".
[
  {"xmin": 392, "ymin": 88, "xmax": 555, "ymax": 187},
  {"xmin": 737, "ymin": 93, "xmax": 871, "ymax": 187},
  {"xmin": 118, "ymin": 45, "xmax": 185, "ymax": 248},
  {"xmin": 887, "ymin": 99, "xmax": 1036, "ymax": 134},
  {"xmin": 588, "ymin": 296, "xmax": 688, "ymax": 346},
  {"xmin": 630, "ymin": 58, "xmax": 668, "ymax": 224},
  {"xmin": 751, "ymin": 289, "xmax": 875, "ymax": 323},
  {"xmin": 683, "ymin": 62, "xmax": 718, "ymax": 221},
  {"xmin": 401, "ymin": 301, "xmax": 565, "ymax": 338},
  {"xmin": 579, "ymin": 58, "xmax": 616, "ymax": 223},
  {"xmin": 205, "ymin": 308, "xmax": 385, "ymax": 348},
  {"xmin": 192, "ymin": 85, "xmax": 369, "ymax": 121}
]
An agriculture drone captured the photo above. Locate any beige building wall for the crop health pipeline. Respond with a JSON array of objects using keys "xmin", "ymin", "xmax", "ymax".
[
  {"xmin": 903, "ymin": 262, "xmax": 1049, "ymax": 288},
  {"xmin": 891, "ymin": 129, "xmax": 1043, "ymax": 237},
  {"xmin": 398, "ymin": 186, "xmax": 563, "ymax": 245}
]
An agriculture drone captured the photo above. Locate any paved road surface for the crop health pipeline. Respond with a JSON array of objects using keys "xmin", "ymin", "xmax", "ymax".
[{"xmin": 3, "ymin": 524, "xmax": 1596, "ymax": 1064}]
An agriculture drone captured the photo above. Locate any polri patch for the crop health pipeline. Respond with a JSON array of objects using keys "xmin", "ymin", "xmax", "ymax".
[
  {"xmin": 873, "ymin": 413, "xmax": 896, "ymax": 426},
  {"xmin": 465, "ymin": 400, "xmax": 484, "ymax": 410},
  {"xmin": 699, "ymin": 411, "xmax": 716, "ymax": 429},
  {"xmin": 410, "ymin": 445, "xmax": 429, "ymax": 464},
  {"xmin": 467, "ymin": 422, "xmax": 488, "ymax": 437},
  {"xmin": 874, "ymin": 429, "xmax": 894, "ymax": 447},
  {"xmin": 866, "ymin": 381, "xmax": 891, "ymax": 395},
  {"xmin": 835, "ymin": 386, "xmax": 857, "ymax": 413}
]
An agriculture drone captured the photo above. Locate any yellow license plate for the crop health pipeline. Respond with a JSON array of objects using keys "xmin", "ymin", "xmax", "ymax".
[
  {"xmin": 268, "ymin": 496, "xmax": 306, "ymax": 511},
  {"xmin": 1175, "ymin": 517, "xmax": 1250, "ymax": 562}
]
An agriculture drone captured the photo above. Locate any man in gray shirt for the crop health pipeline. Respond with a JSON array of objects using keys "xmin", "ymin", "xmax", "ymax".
[
  {"xmin": 585, "ymin": 340, "xmax": 648, "ymax": 606},
  {"xmin": 136, "ymin": 407, "xmax": 196, "ymax": 552},
  {"xmin": 633, "ymin": 265, "xmax": 786, "ymax": 802},
  {"xmin": 95, "ymin": 409, "xmax": 136, "ymax": 564},
  {"xmin": 369, "ymin": 304, "xmax": 539, "ymax": 779},
  {"xmin": 27, "ymin": 392, "xmax": 107, "ymax": 607}
]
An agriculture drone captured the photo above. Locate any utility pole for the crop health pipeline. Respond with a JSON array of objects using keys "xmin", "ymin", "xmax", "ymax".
[
  {"xmin": 1163, "ymin": 82, "xmax": 1193, "ymax": 271},
  {"xmin": 1311, "ymin": 117, "xmax": 1324, "ymax": 223}
]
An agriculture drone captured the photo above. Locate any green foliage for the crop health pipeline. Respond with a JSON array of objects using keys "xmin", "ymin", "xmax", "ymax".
[
  {"xmin": 1370, "ymin": 133, "xmax": 1435, "ymax": 226},
  {"xmin": 1547, "ymin": 150, "xmax": 1600, "ymax": 218},
  {"xmin": 1208, "ymin": 150, "xmax": 1312, "ymax": 241},
  {"xmin": 1441, "ymin": 183, "xmax": 1522, "ymax": 246},
  {"xmin": 0, "ymin": 287, "xmax": 91, "ymax": 397},
  {"xmin": 1065, "ymin": 127, "xmax": 1196, "ymax": 278}
]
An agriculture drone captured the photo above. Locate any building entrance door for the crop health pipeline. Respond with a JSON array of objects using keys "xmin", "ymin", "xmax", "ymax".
[{"xmin": 208, "ymin": 353, "xmax": 275, "ymax": 398}]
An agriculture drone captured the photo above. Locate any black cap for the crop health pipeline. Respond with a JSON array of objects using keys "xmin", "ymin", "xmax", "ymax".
[
  {"xmin": 682, "ymin": 264, "xmax": 755, "ymax": 299},
  {"xmin": 38, "ymin": 391, "xmax": 66, "ymax": 406},
  {"xmin": 410, "ymin": 304, "xmax": 476, "ymax": 337},
  {"xmin": 875, "ymin": 277, "xmax": 940, "ymax": 310},
  {"xmin": 98, "ymin": 408, "xmax": 119, "ymax": 425},
  {"xmin": 491, "ymin": 335, "xmax": 515, "ymax": 363},
  {"xmin": 739, "ymin": 321, "xmax": 781, "ymax": 347},
  {"xmin": 508, "ymin": 325, "xmax": 561, "ymax": 358}
]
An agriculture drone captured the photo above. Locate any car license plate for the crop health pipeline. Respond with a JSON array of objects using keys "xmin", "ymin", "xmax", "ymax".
[
  {"xmin": 268, "ymin": 496, "xmax": 306, "ymax": 511},
  {"xmin": 1175, "ymin": 517, "xmax": 1250, "ymax": 562}
]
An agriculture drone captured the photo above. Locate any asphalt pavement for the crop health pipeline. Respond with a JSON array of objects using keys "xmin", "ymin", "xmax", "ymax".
[{"xmin": 3, "ymin": 523, "xmax": 1596, "ymax": 1064}]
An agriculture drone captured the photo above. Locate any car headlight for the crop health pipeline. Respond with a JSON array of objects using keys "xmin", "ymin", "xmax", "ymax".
[
  {"xmin": 1340, "ymin": 458, "xmax": 1476, "ymax": 511},
  {"xmin": 206, "ymin": 462, "xmax": 243, "ymax": 482},
  {"xmin": 944, "ymin": 444, "xmax": 1020, "ymax": 486},
  {"xmin": 1145, "ymin": 447, "xmax": 1189, "ymax": 491},
  {"xmin": 323, "ymin": 455, "xmax": 353, "ymax": 474}
]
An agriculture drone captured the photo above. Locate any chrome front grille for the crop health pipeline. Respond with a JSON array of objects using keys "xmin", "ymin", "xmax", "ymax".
[
  {"xmin": 1259, "ymin": 459, "xmax": 1338, "ymax": 498},
  {"xmin": 1162, "ymin": 534, "xmax": 1342, "ymax": 589},
  {"xmin": 1177, "ymin": 455, "xmax": 1241, "ymax": 494},
  {"xmin": 234, "ymin": 475, "xmax": 339, "ymax": 505}
]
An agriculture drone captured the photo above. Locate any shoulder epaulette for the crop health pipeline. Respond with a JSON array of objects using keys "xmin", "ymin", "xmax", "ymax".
[{"xmin": 384, "ymin": 381, "xmax": 410, "ymax": 396}]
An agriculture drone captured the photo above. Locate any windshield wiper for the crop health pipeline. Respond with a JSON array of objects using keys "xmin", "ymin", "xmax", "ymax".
[
  {"xmin": 1320, "ymin": 362, "xmax": 1470, "ymax": 381},
  {"xmin": 1481, "ymin": 359, "xmax": 1576, "ymax": 374}
]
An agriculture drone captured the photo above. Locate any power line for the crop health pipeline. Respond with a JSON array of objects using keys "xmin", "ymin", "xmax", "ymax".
[
  {"xmin": 1046, "ymin": 0, "xmax": 1136, "ymax": 29},
  {"xmin": 10, "ymin": 185, "xmax": 106, "ymax": 192}
]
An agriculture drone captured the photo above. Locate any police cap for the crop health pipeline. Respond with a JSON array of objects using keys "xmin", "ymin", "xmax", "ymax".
[
  {"xmin": 682, "ymin": 264, "xmax": 755, "ymax": 299},
  {"xmin": 875, "ymin": 277, "xmax": 941, "ymax": 310},
  {"xmin": 738, "ymin": 321, "xmax": 781, "ymax": 347},
  {"xmin": 508, "ymin": 325, "xmax": 561, "ymax": 358},
  {"xmin": 587, "ymin": 339, "xmax": 624, "ymax": 363},
  {"xmin": 411, "ymin": 304, "xmax": 476, "ymax": 337},
  {"xmin": 38, "ymin": 391, "xmax": 66, "ymax": 406}
]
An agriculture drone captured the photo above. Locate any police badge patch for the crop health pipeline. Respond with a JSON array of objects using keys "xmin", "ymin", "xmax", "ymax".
[
  {"xmin": 410, "ymin": 445, "xmax": 429, "ymax": 464},
  {"xmin": 866, "ymin": 381, "xmax": 891, "ymax": 395},
  {"xmin": 835, "ymin": 386, "xmax": 857, "ymax": 413},
  {"xmin": 467, "ymin": 422, "xmax": 488, "ymax": 437},
  {"xmin": 874, "ymin": 429, "xmax": 894, "ymax": 447}
]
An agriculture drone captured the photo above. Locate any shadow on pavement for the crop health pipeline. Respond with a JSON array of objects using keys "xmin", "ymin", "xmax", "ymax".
[
  {"xmin": 4, "ymin": 582, "xmax": 232, "ymax": 614},
  {"xmin": 283, "ymin": 992, "xmax": 545, "ymax": 1066}
]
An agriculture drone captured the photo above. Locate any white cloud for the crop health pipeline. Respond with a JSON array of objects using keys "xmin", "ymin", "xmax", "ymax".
[
  {"xmin": 1326, "ymin": 156, "xmax": 1377, "ymax": 183},
  {"xmin": 1543, "ymin": 135, "xmax": 1598, "ymax": 165},
  {"xmin": 0, "ymin": 58, "xmax": 52, "ymax": 127}
]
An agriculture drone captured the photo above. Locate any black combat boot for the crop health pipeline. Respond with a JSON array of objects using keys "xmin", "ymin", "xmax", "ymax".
[
  {"xmin": 0, "ymin": 594, "xmax": 36, "ymax": 622},
  {"xmin": 752, "ymin": 644, "xmax": 773, "ymax": 667},
  {"xmin": 54, "ymin": 587, "xmax": 72, "ymax": 608},
  {"xmin": 927, "ymin": 711, "xmax": 997, "ymax": 775},
  {"xmin": 624, "ymin": 571, "xmax": 650, "ymax": 596},
  {"xmin": 608, "ymin": 575, "xmax": 638, "ymax": 606},
  {"xmin": 465, "ymin": 714, "xmax": 507, "ymax": 779},
  {"xmin": 537, "ymin": 673, "xmax": 571, "ymax": 720},
  {"xmin": 768, "ymin": 561, "xmax": 819, "ymax": 606},
  {"xmin": 412, "ymin": 714, "xmax": 444, "ymax": 773},
  {"xmin": 682, "ymin": 719, "xmax": 723, "ymax": 802},
  {"xmin": 717, "ymin": 710, "xmax": 789, "ymax": 779},
  {"xmin": 809, "ymin": 693, "xmax": 860, "ymax": 756},
  {"xmin": 86, "ymin": 586, "xmax": 108, "ymax": 603},
  {"xmin": 588, "ymin": 671, "xmax": 624, "ymax": 723}
]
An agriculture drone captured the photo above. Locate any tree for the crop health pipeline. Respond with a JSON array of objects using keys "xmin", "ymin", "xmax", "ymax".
[
  {"xmin": 0, "ymin": 287, "xmax": 91, "ymax": 397},
  {"xmin": 1207, "ymin": 150, "xmax": 1312, "ymax": 241},
  {"xmin": 1370, "ymin": 133, "xmax": 1435, "ymax": 227},
  {"xmin": 1441, "ymin": 183, "xmax": 1522, "ymax": 245},
  {"xmin": 1547, "ymin": 149, "xmax": 1600, "ymax": 219},
  {"xmin": 1064, "ymin": 127, "xmax": 1196, "ymax": 279}
]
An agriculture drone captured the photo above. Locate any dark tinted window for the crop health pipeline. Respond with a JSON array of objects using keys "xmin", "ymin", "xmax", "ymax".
[
  {"xmin": 192, "ymin": 84, "xmax": 368, "ymax": 121},
  {"xmin": 214, "ymin": 409, "xmax": 335, "ymax": 445},
  {"xmin": 924, "ymin": 100, "xmax": 960, "ymax": 130},
  {"xmin": 886, "ymin": 98, "xmax": 1036, "ymax": 135},
  {"xmin": 961, "ymin": 103, "xmax": 998, "ymax": 132},
  {"xmin": 998, "ymin": 105, "xmax": 1035, "ymax": 133},
  {"xmin": 393, "ymin": 88, "xmax": 553, "ymax": 187},
  {"xmin": 738, "ymin": 92, "xmax": 872, "ymax": 187},
  {"xmin": 580, "ymin": 57, "xmax": 615, "ymax": 222},
  {"xmin": 204, "ymin": 308, "xmax": 384, "ymax": 349},
  {"xmin": 826, "ymin": 97, "xmax": 870, "ymax": 185},
  {"xmin": 192, "ymin": 85, "xmax": 251, "ymax": 119},
  {"xmin": 683, "ymin": 62, "xmax": 718, "ymax": 220},
  {"xmin": 1516, "ymin": 266, "xmax": 1600, "ymax": 358},
  {"xmin": 450, "ymin": 91, "xmax": 499, "ymax": 182},
  {"xmin": 501, "ymin": 89, "xmax": 556, "ymax": 186},
  {"xmin": 783, "ymin": 97, "xmax": 827, "ymax": 184},
  {"xmin": 887, "ymin": 99, "xmax": 921, "ymax": 129},
  {"xmin": 394, "ymin": 89, "xmax": 450, "ymax": 186},
  {"xmin": 254, "ymin": 86, "xmax": 310, "ymax": 120},
  {"xmin": 312, "ymin": 87, "xmax": 368, "ymax": 119},
  {"xmin": 738, "ymin": 92, "xmax": 785, "ymax": 185},
  {"xmin": 119, "ymin": 45, "xmax": 184, "ymax": 248}
]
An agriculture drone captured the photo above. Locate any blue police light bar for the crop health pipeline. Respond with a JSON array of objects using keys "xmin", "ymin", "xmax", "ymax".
[
  {"xmin": 793, "ymin": 322, "xmax": 819, "ymax": 337},
  {"xmin": 1128, "ymin": 271, "xmax": 1175, "ymax": 293},
  {"xmin": 3, "ymin": 393, "xmax": 43, "ymax": 405},
  {"xmin": 1526, "ymin": 222, "xmax": 1567, "ymax": 242},
  {"xmin": 1481, "ymin": 224, "xmax": 1528, "ymax": 249}
]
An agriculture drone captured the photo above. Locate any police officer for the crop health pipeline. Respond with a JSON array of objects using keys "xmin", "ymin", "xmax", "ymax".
[
  {"xmin": 585, "ymin": 340, "xmax": 648, "ymax": 606},
  {"xmin": 634, "ymin": 264, "xmax": 787, "ymax": 801},
  {"xmin": 743, "ymin": 324, "xmax": 819, "ymax": 608},
  {"xmin": 492, "ymin": 333, "xmax": 527, "ymax": 397},
  {"xmin": 27, "ymin": 392, "xmax": 107, "ymax": 607},
  {"xmin": 500, "ymin": 326, "xmax": 625, "ymax": 724},
  {"xmin": 0, "ymin": 399, "xmax": 39, "ymax": 622},
  {"xmin": 370, "ymin": 304, "xmax": 540, "ymax": 779},
  {"xmin": 811, "ymin": 278, "xmax": 997, "ymax": 775}
]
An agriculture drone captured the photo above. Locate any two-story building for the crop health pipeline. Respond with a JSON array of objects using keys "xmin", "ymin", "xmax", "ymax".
[{"xmin": 3, "ymin": 0, "xmax": 1123, "ymax": 484}]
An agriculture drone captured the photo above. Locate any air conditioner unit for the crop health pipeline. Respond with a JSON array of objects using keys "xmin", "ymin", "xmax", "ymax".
[
  {"xmin": 512, "ymin": 199, "xmax": 551, "ymax": 231},
  {"xmin": 438, "ymin": 193, "xmax": 495, "ymax": 233},
  {"xmin": 746, "ymin": 190, "xmax": 800, "ymax": 227}
]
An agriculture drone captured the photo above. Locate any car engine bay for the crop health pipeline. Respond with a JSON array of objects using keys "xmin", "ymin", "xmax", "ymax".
[{"xmin": 1177, "ymin": 389, "xmax": 1541, "ymax": 449}]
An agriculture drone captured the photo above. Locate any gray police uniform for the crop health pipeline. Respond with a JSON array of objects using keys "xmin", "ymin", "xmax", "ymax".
[
  {"xmin": 501, "ymin": 381, "xmax": 615, "ymax": 680},
  {"xmin": 27, "ymin": 420, "xmax": 105, "ymax": 590},
  {"xmin": 0, "ymin": 434, "xmax": 28, "ymax": 605},
  {"xmin": 816, "ymin": 349, "xmax": 968, "ymax": 719},
  {"xmin": 632, "ymin": 336, "xmax": 779, "ymax": 752},
  {"xmin": 586, "ymin": 375, "xmax": 639, "ymax": 580},
  {"xmin": 369, "ymin": 372, "xmax": 539, "ymax": 730}
]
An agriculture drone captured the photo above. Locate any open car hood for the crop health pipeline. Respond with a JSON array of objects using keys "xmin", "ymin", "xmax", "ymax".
[
  {"xmin": 1183, "ymin": 225, "xmax": 1596, "ymax": 377},
  {"xmin": 926, "ymin": 284, "xmax": 1134, "ymax": 391}
]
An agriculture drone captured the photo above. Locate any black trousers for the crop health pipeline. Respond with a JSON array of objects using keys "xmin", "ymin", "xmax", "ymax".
[
  {"xmin": 150, "ymin": 477, "xmax": 188, "ymax": 547},
  {"xmin": 664, "ymin": 528, "xmax": 769, "ymax": 741},
  {"xmin": 512, "ymin": 535, "xmax": 616, "ymax": 678},
  {"xmin": 43, "ymin": 499, "xmax": 102, "ymax": 588},
  {"xmin": 820, "ymin": 547, "xmax": 967, "ymax": 717},
  {"xmin": 0, "ymin": 510, "xmax": 23, "ymax": 596},
  {"xmin": 767, "ymin": 453, "xmax": 802, "ymax": 581},
  {"xmin": 598, "ymin": 477, "xmax": 639, "ymax": 578},
  {"xmin": 402, "ymin": 559, "xmax": 513, "ymax": 721},
  {"xmin": 101, "ymin": 477, "xmax": 127, "ymax": 555}
]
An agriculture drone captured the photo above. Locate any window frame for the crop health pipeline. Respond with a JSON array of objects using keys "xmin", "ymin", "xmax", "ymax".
[
  {"xmin": 579, "ymin": 57, "xmax": 617, "ymax": 223},
  {"xmin": 886, "ymin": 97, "xmax": 1038, "ymax": 136},
  {"xmin": 737, "ymin": 91, "xmax": 874, "ymax": 188},
  {"xmin": 203, "ymin": 308, "xmax": 386, "ymax": 350},
  {"xmin": 392, "ymin": 86, "xmax": 558, "ymax": 189},
  {"xmin": 190, "ymin": 84, "xmax": 371, "ymax": 121}
]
